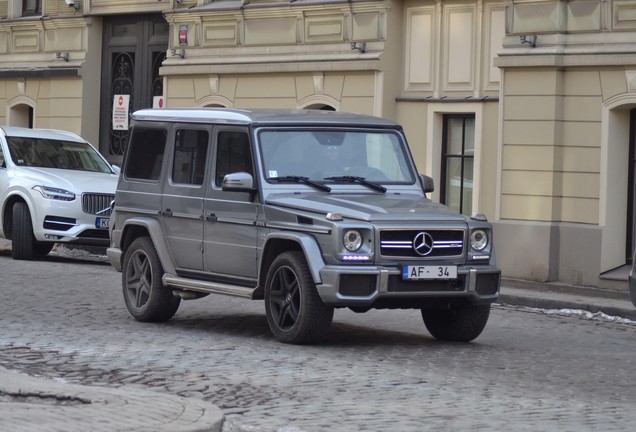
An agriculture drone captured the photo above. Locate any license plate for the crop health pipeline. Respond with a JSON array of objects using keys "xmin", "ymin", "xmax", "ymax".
[
  {"xmin": 402, "ymin": 265, "xmax": 457, "ymax": 280},
  {"xmin": 95, "ymin": 217, "xmax": 110, "ymax": 229}
]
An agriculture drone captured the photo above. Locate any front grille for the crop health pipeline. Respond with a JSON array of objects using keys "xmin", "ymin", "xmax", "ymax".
[
  {"xmin": 82, "ymin": 193, "xmax": 114, "ymax": 216},
  {"xmin": 339, "ymin": 274, "xmax": 377, "ymax": 297},
  {"xmin": 43, "ymin": 216, "xmax": 76, "ymax": 231},
  {"xmin": 387, "ymin": 275, "xmax": 465, "ymax": 292},
  {"xmin": 380, "ymin": 229, "xmax": 464, "ymax": 258}
]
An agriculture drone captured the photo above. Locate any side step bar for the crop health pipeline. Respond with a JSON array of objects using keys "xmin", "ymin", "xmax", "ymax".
[{"xmin": 163, "ymin": 275, "xmax": 255, "ymax": 299}]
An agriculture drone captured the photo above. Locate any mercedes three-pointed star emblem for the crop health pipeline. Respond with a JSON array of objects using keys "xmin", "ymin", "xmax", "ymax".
[{"xmin": 413, "ymin": 232, "xmax": 434, "ymax": 256}]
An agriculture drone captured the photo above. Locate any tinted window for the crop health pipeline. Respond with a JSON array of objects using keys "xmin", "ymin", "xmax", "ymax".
[
  {"xmin": 259, "ymin": 129, "xmax": 414, "ymax": 183},
  {"xmin": 6, "ymin": 137, "xmax": 112, "ymax": 173},
  {"xmin": 124, "ymin": 128, "xmax": 167, "ymax": 180},
  {"xmin": 215, "ymin": 131, "xmax": 252, "ymax": 187},
  {"xmin": 172, "ymin": 129, "xmax": 209, "ymax": 185}
]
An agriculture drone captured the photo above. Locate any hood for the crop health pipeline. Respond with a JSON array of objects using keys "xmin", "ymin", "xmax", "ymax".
[
  {"xmin": 14, "ymin": 167, "xmax": 118, "ymax": 194},
  {"xmin": 265, "ymin": 193, "xmax": 467, "ymax": 222}
]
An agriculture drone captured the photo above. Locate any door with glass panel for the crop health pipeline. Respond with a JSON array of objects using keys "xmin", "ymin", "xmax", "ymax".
[
  {"xmin": 99, "ymin": 14, "xmax": 168, "ymax": 165},
  {"xmin": 627, "ymin": 109, "xmax": 636, "ymax": 264}
]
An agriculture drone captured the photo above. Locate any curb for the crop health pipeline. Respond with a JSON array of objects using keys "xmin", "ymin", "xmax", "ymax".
[{"xmin": 0, "ymin": 367, "xmax": 224, "ymax": 432}]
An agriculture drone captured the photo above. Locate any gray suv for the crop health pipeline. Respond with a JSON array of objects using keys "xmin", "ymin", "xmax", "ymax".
[{"xmin": 107, "ymin": 108, "xmax": 500, "ymax": 344}]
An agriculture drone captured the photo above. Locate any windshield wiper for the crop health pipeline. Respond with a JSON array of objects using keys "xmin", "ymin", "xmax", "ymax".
[
  {"xmin": 268, "ymin": 176, "xmax": 331, "ymax": 192},
  {"xmin": 325, "ymin": 176, "xmax": 387, "ymax": 193}
]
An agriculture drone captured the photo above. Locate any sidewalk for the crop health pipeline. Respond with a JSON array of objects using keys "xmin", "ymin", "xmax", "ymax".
[
  {"xmin": 499, "ymin": 278, "xmax": 636, "ymax": 321},
  {"xmin": 0, "ymin": 366, "xmax": 224, "ymax": 432}
]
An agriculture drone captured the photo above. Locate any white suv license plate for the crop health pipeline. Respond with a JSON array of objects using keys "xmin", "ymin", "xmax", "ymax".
[
  {"xmin": 402, "ymin": 265, "xmax": 457, "ymax": 280},
  {"xmin": 95, "ymin": 217, "xmax": 110, "ymax": 229}
]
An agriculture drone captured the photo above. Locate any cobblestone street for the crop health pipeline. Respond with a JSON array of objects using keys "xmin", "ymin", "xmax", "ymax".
[{"xmin": 1, "ymin": 248, "xmax": 635, "ymax": 431}]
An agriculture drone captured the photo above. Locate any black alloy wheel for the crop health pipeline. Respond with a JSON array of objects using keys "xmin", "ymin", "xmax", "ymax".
[
  {"xmin": 122, "ymin": 236, "xmax": 180, "ymax": 322},
  {"xmin": 265, "ymin": 251, "xmax": 333, "ymax": 344}
]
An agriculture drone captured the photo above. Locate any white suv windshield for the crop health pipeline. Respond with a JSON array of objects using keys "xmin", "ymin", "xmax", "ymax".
[
  {"xmin": 259, "ymin": 129, "xmax": 415, "ymax": 184},
  {"xmin": 6, "ymin": 137, "xmax": 112, "ymax": 173}
]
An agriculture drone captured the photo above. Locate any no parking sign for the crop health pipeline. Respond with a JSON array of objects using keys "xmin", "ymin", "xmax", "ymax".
[{"xmin": 112, "ymin": 94, "xmax": 130, "ymax": 130}]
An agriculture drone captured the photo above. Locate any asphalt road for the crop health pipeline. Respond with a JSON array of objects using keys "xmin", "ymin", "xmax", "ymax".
[{"xmin": 1, "ymin": 247, "xmax": 635, "ymax": 431}]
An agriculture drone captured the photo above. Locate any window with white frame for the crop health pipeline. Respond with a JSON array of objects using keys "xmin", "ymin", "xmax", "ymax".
[{"xmin": 440, "ymin": 114, "xmax": 475, "ymax": 215}]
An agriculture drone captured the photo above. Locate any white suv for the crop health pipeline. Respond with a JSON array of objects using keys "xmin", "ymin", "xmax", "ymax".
[{"xmin": 0, "ymin": 126, "xmax": 119, "ymax": 260}]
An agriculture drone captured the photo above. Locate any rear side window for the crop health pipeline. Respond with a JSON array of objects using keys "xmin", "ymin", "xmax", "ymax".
[
  {"xmin": 172, "ymin": 129, "xmax": 209, "ymax": 185},
  {"xmin": 124, "ymin": 127, "xmax": 167, "ymax": 180}
]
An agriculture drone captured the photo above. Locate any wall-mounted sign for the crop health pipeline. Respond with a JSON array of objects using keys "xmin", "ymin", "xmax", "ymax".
[
  {"xmin": 179, "ymin": 25, "xmax": 188, "ymax": 46},
  {"xmin": 153, "ymin": 96, "xmax": 165, "ymax": 109},
  {"xmin": 112, "ymin": 94, "xmax": 130, "ymax": 130}
]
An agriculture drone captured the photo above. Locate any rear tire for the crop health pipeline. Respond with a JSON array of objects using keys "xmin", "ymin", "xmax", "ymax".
[
  {"xmin": 265, "ymin": 251, "xmax": 334, "ymax": 344},
  {"xmin": 122, "ymin": 236, "xmax": 180, "ymax": 322},
  {"xmin": 12, "ymin": 201, "xmax": 35, "ymax": 260},
  {"xmin": 421, "ymin": 303, "xmax": 491, "ymax": 342}
]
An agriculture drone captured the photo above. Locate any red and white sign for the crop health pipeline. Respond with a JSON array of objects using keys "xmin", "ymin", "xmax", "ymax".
[
  {"xmin": 179, "ymin": 25, "xmax": 188, "ymax": 46},
  {"xmin": 112, "ymin": 94, "xmax": 130, "ymax": 130},
  {"xmin": 153, "ymin": 96, "xmax": 165, "ymax": 109}
]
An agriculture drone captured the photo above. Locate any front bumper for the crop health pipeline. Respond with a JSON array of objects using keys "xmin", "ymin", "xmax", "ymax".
[
  {"xmin": 316, "ymin": 264, "xmax": 500, "ymax": 308},
  {"xmin": 31, "ymin": 200, "xmax": 111, "ymax": 246},
  {"xmin": 107, "ymin": 247, "xmax": 122, "ymax": 271}
]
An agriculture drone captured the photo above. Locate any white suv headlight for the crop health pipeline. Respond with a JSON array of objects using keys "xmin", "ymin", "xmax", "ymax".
[
  {"xmin": 343, "ymin": 230, "xmax": 363, "ymax": 252},
  {"xmin": 32, "ymin": 186, "xmax": 76, "ymax": 201}
]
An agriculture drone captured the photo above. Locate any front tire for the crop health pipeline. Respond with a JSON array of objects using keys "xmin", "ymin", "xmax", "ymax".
[
  {"xmin": 264, "ymin": 251, "xmax": 334, "ymax": 344},
  {"xmin": 421, "ymin": 303, "xmax": 491, "ymax": 342},
  {"xmin": 34, "ymin": 242, "xmax": 55, "ymax": 256},
  {"xmin": 12, "ymin": 201, "xmax": 35, "ymax": 260},
  {"xmin": 122, "ymin": 236, "xmax": 180, "ymax": 322}
]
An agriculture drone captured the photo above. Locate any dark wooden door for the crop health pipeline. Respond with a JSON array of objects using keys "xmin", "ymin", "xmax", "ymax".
[{"xmin": 99, "ymin": 14, "xmax": 168, "ymax": 164}]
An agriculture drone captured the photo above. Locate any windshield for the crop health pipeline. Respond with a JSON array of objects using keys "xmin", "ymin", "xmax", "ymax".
[
  {"xmin": 6, "ymin": 137, "xmax": 113, "ymax": 173},
  {"xmin": 259, "ymin": 129, "xmax": 415, "ymax": 185}
]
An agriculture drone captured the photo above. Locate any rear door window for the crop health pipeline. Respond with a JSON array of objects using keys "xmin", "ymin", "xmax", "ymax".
[{"xmin": 124, "ymin": 127, "xmax": 167, "ymax": 181}]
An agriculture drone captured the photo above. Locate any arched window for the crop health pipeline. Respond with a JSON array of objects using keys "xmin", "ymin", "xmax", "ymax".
[{"xmin": 8, "ymin": 103, "xmax": 34, "ymax": 128}]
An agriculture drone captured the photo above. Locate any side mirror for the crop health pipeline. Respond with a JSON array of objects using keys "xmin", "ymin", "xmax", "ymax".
[
  {"xmin": 420, "ymin": 174, "xmax": 434, "ymax": 194},
  {"xmin": 111, "ymin": 164, "xmax": 121, "ymax": 175},
  {"xmin": 222, "ymin": 172, "xmax": 256, "ymax": 192}
]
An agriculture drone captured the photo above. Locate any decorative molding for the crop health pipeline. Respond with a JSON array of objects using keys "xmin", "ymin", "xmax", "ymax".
[
  {"xmin": 313, "ymin": 72, "xmax": 324, "ymax": 95},
  {"xmin": 404, "ymin": 6, "xmax": 435, "ymax": 92},
  {"xmin": 614, "ymin": 0, "xmax": 636, "ymax": 31}
]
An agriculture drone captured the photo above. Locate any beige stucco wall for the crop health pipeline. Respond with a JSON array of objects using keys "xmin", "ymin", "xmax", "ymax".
[
  {"xmin": 500, "ymin": 69, "xmax": 603, "ymax": 225},
  {"xmin": 165, "ymin": 72, "xmax": 377, "ymax": 114},
  {"xmin": 0, "ymin": 76, "xmax": 84, "ymax": 132},
  {"xmin": 492, "ymin": 0, "xmax": 636, "ymax": 287}
]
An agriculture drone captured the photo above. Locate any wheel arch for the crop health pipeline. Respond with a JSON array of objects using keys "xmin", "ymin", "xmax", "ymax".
[
  {"xmin": 120, "ymin": 217, "xmax": 176, "ymax": 275},
  {"xmin": 2, "ymin": 193, "xmax": 30, "ymax": 240},
  {"xmin": 255, "ymin": 232, "xmax": 325, "ymax": 300}
]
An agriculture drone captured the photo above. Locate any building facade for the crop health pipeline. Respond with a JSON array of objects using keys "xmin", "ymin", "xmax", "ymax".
[
  {"xmin": 0, "ymin": 0, "xmax": 633, "ymax": 292},
  {"xmin": 496, "ymin": 0, "xmax": 636, "ymax": 288}
]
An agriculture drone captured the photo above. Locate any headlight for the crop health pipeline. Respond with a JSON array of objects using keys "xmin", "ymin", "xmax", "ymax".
[
  {"xmin": 32, "ymin": 186, "xmax": 76, "ymax": 201},
  {"xmin": 470, "ymin": 229, "xmax": 488, "ymax": 251},
  {"xmin": 343, "ymin": 230, "xmax": 363, "ymax": 252}
]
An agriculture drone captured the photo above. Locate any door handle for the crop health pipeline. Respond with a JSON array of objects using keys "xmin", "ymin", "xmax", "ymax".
[
  {"xmin": 162, "ymin": 208, "xmax": 173, "ymax": 217},
  {"xmin": 206, "ymin": 213, "xmax": 217, "ymax": 222}
]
